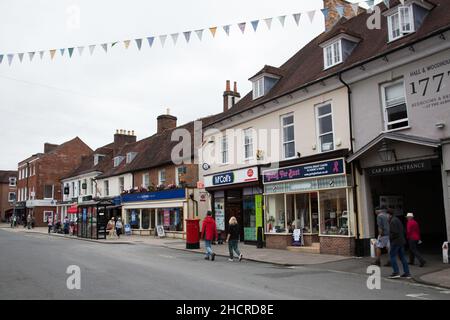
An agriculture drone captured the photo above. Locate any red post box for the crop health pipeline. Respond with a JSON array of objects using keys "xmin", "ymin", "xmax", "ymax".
[{"xmin": 186, "ymin": 219, "xmax": 200, "ymax": 249}]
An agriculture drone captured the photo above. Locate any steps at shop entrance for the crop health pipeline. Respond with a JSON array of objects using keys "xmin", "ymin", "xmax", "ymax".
[{"xmin": 287, "ymin": 242, "xmax": 320, "ymax": 254}]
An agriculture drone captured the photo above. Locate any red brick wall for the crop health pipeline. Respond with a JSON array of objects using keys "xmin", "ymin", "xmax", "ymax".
[
  {"xmin": 265, "ymin": 234, "xmax": 292, "ymax": 249},
  {"xmin": 133, "ymin": 163, "xmax": 198, "ymax": 189},
  {"xmin": 0, "ymin": 182, "xmax": 16, "ymax": 220},
  {"xmin": 320, "ymin": 236, "xmax": 355, "ymax": 256},
  {"xmin": 31, "ymin": 206, "xmax": 56, "ymax": 227}
]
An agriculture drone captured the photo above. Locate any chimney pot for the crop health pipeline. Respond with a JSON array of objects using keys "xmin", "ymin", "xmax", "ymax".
[
  {"xmin": 233, "ymin": 81, "xmax": 237, "ymax": 93},
  {"xmin": 132, "ymin": 130, "xmax": 135, "ymax": 136},
  {"xmin": 226, "ymin": 80, "xmax": 230, "ymax": 92}
]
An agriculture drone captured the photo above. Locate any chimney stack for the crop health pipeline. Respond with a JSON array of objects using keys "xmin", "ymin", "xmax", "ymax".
[
  {"xmin": 113, "ymin": 129, "xmax": 137, "ymax": 155},
  {"xmin": 157, "ymin": 113, "xmax": 177, "ymax": 133},
  {"xmin": 223, "ymin": 80, "xmax": 241, "ymax": 112},
  {"xmin": 44, "ymin": 143, "xmax": 59, "ymax": 153},
  {"xmin": 323, "ymin": 0, "xmax": 361, "ymax": 32}
]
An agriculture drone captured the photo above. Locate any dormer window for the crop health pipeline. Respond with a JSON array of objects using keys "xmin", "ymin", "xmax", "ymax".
[
  {"xmin": 324, "ymin": 40, "xmax": 342, "ymax": 69},
  {"xmin": 94, "ymin": 154, "xmax": 105, "ymax": 166},
  {"xmin": 126, "ymin": 152, "xmax": 137, "ymax": 164},
  {"xmin": 252, "ymin": 77, "xmax": 264, "ymax": 99},
  {"xmin": 249, "ymin": 65, "xmax": 284, "ymax": 100},
  {"xmin": 113, "ymin": 156, "xmax": 124, "ymax": 167}
]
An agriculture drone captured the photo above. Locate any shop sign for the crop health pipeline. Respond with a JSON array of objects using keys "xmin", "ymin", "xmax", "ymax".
[
  {"xmin": 156, "ymin": 225, "xmax": 165, "ymax": 237},
  {"xmin": 121, "ymin": 188, "xmax": 186, "ymax": 203},
  {"xmin": 204, "ymin": 166, "xmax": 259, "ymax": 188},
  {"xmin": 263, "ymin": 158, "xmax": 345, "ymax": 184},
  {"xmin": 264, "ymin": 175, "xmax": 350, "ymax": 194},
  {"xmin": 367, "ymin": 160, "xmax": 432, "ymax": 176}
]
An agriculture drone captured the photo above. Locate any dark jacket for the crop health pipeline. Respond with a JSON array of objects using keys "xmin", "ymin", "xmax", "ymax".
[
  {"xmin": 389, "ymin": 216, "xmax": 406, "ymax": 246},
  {"xmin": 201, "ymin": 216, "xmax": 218, "ymax": 241},
  {"xmin": 228, "ymin": 224, "xmax": 240, "ymax": 241}
]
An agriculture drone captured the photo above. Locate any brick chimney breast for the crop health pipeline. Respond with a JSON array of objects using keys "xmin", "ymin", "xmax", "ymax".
[
  {"xmin": 223, "ymin": 80, "xmax": 241, "ymax": 112},
  {"xmin": 157, "ymin": 114, "xmax": 177, "ymax": 133},
  {"xmin": 323, "ymin": 0, "xmax": 360, "ymax": 32},
  {"xmin": 113, "ymin": 130, "xmax": 137, "ymax": 155},
  {"xmin": 44, "ymin": 143, "xmax": 59, "ymax": 153}
]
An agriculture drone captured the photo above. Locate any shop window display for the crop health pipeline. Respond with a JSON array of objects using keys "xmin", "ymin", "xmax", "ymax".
[
  {"xmin": 243, "ymin": 195, "xmax": 256, "ymax": 241},
  {"xmin": 142, "ymin": 209, "xmax": 150, "ymax": 229},
  {"xmin": 266, "ymin": 194, "xmax": 286, "ymax": 233},
  {"xmin": 319, "ymin": 189, "xmax": 348, "ymax": 235},
  {"xmin": 157, "ymin": 208, "xmax": 184, "ymax": 231},
  {"xmin": 127, "ymin": 209, "xmax": 140, "ymax": 229},
  {"xmin": 295, "ymin": 193, "xmax": 311, "ymax": 233}
]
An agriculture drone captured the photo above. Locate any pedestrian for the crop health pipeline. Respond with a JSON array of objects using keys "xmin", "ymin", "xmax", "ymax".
[
  {"xmin": 226, "ymin": 216, "xmax": 243, "ymax": 262},
  {"xmin": 201, "ymin": 211, "xmax": 218, "ymax": 261},
  {"xmin": 388, "ymin": 212, "xmax": 411, "ymax": 279},
  {"xmin": 406, "ymin": 213, "xmax": 426, "ymax": 267},
  {"xmin": 11, "ymin": 215, "xmax": 16, "ymax": 228},
  {"xmin": 115, "ymin": 217, "xmax": 123, "ymax": 238},
  {"xmin": 63, "ymin": 216, "xmax": 70, "ymax": 234},
  {"xmin": 47, "ymin": 215, "xmax": 53, "ymax": 234},
  {"xmin": 31, "ymin": 215, "xmax": 35, "ymax": 229},
  {"xmin": 106, "ymin": 218, "xmax": 116, "ymax": 239},
  {"xmin": 26, "ymin": 214, "xmax": 32, "ymax": 229},
  {"xmin": 374, "ymin": 207, "xmax": 390, "ymax": 266}
]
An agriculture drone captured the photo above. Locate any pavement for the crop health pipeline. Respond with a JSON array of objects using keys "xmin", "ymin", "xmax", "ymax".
[{"xmin": 2, "ymin": 223, "xmax": 450, "ymax": 290}]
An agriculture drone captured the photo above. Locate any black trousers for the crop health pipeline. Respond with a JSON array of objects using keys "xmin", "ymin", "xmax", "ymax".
[{"xmin": 408, "ymin": 240, "xmax": 425, "ymax": 264}]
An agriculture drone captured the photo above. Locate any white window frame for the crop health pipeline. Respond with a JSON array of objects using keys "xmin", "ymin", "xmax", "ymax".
[
  {"xmin": 119, "ymin": 177, "xmax": 125, "ymax": 193},
  {"xmin": 388, "ymin": 5, "xmax": 414, "ymax": 42},
  {"xmin": 8, "ymin": 192, "xmax": 15, "ymax": 202},
  {"xmin": 315, "ymin": 102, "xmax": 335, "ymax": 153},
  {"xmin": 220, "ymin": 135, "xmax": 229, "ymax": 164},
  {"xmin": 9, "ymin": 177, "xmax": 17, "ymax": 187},
  {"xmin": 252, "ymin": 77, "xmax": 265, "ymax": 99},
  {"xmin": 175, "ymin": 167, "xmax": 185, "ymax": 186},
  {"xmin": 142, "ymin": 173, "xmax": 150, "ymax": 189},
  {"xmin": 126, "ymin": 152, "xmax": 137, "ymax": 164},
  {"xmin": 113, "ymin": 156, "xmax": 124, "ymax": 167},
  {"xmin": 381, "ymin": 79, "xmax": 409, "ymax": 131},
  {"xmin": 323, "ymin": 40, "xmax": 342, "ymax": 69},
  {"xmin": 158, "ymin": 170, "xmax": 166, "ymax": 186},
  {"xmin": 281, "ymin": 113, "xmax": 296, "ymax": 160},
  {"xmin": 43, "ymin": 211, "xmax": 53, "ymax": 223},
  {"xmin": 243, "ymin": 128, "xmax": 254, "ymax": 160},
  {"xmin": 104, "ymin": 180, "xmax": 109, "ymax": 196}
]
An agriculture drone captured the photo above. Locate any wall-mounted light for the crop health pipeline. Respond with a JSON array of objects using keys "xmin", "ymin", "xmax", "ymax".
[
  {"xmin": 377, "ymin": 140, "xmax": 397, "ymax": 162},
  {"xmin": 436, "ymin": 123, "xmax": 445, "ymax": 129}
]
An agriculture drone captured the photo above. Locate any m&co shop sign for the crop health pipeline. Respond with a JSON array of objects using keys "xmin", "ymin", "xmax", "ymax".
[{"xmin": 204, "ymin": 167, "xmax": 259, "ymax": 187}]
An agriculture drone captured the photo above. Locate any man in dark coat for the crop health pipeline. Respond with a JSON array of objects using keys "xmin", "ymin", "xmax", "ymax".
[{"xmin": 388, "ymin": 212, "xmax": 411, "ymax": 279}]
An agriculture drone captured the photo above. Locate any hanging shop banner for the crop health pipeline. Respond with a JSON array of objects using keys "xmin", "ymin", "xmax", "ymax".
[
  {"xmin": 204, "ymin": 166, "xmax": 258, "ymax": 188},
  {"xmin": 163, "ymin": 209, "xmax": 170, "ymax": 226},
  {"xmin": 263, "ymin": 158, "xmax": 345, "ymax": 184},
  {"xmin": 367, "ymin": 159, "xmax": 432, "ymax": 176},
  {"xmin": 121, "ymin": 188, "xmax": 186, "ymax": 203}
]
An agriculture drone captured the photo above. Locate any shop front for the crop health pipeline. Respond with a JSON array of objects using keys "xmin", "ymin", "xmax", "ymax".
[
  {"xmin": 121, "ymin": 188, "xmax": 194, "ymax": 239},
  {"xmin": 204, "ymin": 166, "xmax": 263, "ymax": 243},
  {"xmin": 263, "ymin": 158, "xmax": 356, "ymax": 255}
]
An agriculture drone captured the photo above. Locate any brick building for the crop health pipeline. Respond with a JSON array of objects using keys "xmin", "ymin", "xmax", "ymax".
[
  {"xmin": 0, "ymin": 170, "xmax": 17, "ymax": 221},
  {"xmin": 16, "ymin": 137, "xmax": 92, "ymax": 226}
]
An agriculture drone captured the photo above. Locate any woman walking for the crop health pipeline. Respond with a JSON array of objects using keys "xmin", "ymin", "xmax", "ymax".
[{"xmin": 226, "ymin": 216, "xmax": 243, "ymax": 262}]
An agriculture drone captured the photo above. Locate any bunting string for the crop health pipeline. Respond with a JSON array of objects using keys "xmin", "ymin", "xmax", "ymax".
[{"xmin": 0, "ymin": 1, "xmax": 382, "ymax": 66}]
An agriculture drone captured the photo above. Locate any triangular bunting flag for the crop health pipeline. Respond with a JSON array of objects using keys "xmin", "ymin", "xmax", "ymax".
[
  {"xmin": 209, "ymin": 27, "xmax": 217, "ymax": 37},
  {"xmin": 223, "ymin": 25, "xmax": 230, "ymax": 36},
  {"xmin": 321, "ymin": 8, "xmax": 329, "ymax": 19},
  {"xmin": 264, "ymin": 18, "xmax": 273, "ymax": 30},
  {"xmin": 171, "ymin": 33, "xmax": 179, "ymax": 45},
  {"xmin": 60, "ymin": 48, "xmax": 65, "ymax": 56},
  {"xmin": 251, "ymin": 20, "xmax": 259, "ymax": 32},
  {"xmin": 39, "ymin": 51, "xmax": 45, "ymax": 59},
  {"xmin": 135, "ymin": 39, "xmax": 142, "ymax": 50},
  {"xmin": 336, "ymin": 5, "xmax": 345, "ymax": 18},
  {"xmin": 68, "ymin": 47, "xmax": 74, "ymax": 58},
  {"xmin": 77, "ymin": 46, "xmax": 84, "ymax": 56},
  {"xmin": 0, "ymin": 54, "xmax": 3, "ymax": 64},
  {"xmin": 147, "ymin": 37, "xmax": 155, "ymax": 47},
  {"xmin": 351, "ymin": 3, "xmax": 360, "ymax": 16},
  {"xmin": 18, "ymin": 53, "xmax": 24, "ymax": 63},
  {"xmin": 28, "ymin": 52, "xmax": 35, "ymax": 62},
  {"xmin": 383, "ymin": 0, "xmax": 390, "ymax": 8},
  {"xmin": 89, "ymin": 45, "xmax": 96, "ymax": 55},
  {"xmin": 238, "ymin": 22, "xmax": 246, "ymax": 34},
  {"xmin": 278, "ymin": 15, "xmax": 286, "ymax": 27},
  {"xmin": 183, "ymin": 31, "xmax": 191, "ymax": 43},
  {"xmin": 111, "ymin": 42, "xmax": 118, "ymax": 47},
  {"xmin": 50, "ymin": 50, "xmax": 56, "ymax": 60},
  {"xmin": 293, "ymin": 13, "xmax": 301, "ymax": 26},
  {"xmin": 7, "ymin": 54, "xmax": 14, "ymax": 65},
  {"xmin": 195, "ymin": 30, "xmax": 204, "ymax": 41},
  {"xmin": 307, "ymin": 10, "xmax": 316, "ymax": 23},
  {"xmin": 101, "ymin": 43, "xmax": 108, "ymax": 52},
  {"xmin": 124, "ymin": 40, "xmax": 131, "ymax": 49},
  {"xmin": 160, "ymin": 35, "xmax": 167, "ymax": 47}
]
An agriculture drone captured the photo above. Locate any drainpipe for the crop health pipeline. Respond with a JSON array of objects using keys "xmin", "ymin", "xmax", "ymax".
[{"xmin": 338, "ymin": 72, "xmax": 362, "ymax": 255}]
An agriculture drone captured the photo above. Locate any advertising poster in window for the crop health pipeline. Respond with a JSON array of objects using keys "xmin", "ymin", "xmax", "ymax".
[
  {"xmin": 163, "ymin": 209, "xmax": 170, "ymax": 227},
  {"xmin": 214, "ymin": 199, "xmax": 225, "ymax": 231}
]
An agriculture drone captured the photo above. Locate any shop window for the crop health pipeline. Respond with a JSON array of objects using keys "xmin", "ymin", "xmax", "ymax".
[
  {"xmin": 214, "ymin": 197, "xmax": 225, "ymax": 233},
  {"xmin": 157, "ymin": 208, "xmax": 183, "ymax": 231},
  {"xmin": 295, "ymin": 193, "xmax": 311, "ymax": 233},
  {"xmin": 281, "ymin": 114, "xmax": 295, "ymax": 159},
  {"xmin": 266, "ymin": 194, "xmax": 286, "ymax": 233},
  {"xmin": 142, "ymin": 209, "xmax": 150, "ymax": 229},
  {"xmin": 127, "ymin": 209, "xmax": 140, "ymax": 229},
  {"xmin": 243, "ymin": 195, "xmax": 256, "ymax": 241},
  {"xmin": 382, "ymin": 80, "xmax": 408, "ymax": 131},
  {"xmin": 316, "ymin": 103, "xmax": 334, "ymax": 152},
  {"xmin": 319, "ymin": 189, "xmax": 349, "ymax": 236}
]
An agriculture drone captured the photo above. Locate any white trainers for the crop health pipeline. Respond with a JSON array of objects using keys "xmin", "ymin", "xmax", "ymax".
[{"xmin": 228, "ymin": 258, "xmax": 233, "ymax": 262}]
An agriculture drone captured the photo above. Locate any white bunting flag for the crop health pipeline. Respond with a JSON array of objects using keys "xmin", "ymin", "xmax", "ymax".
[
  {"xmin": 135, "ymin": 39, "xmax": 142, "ymax": 50},
  {"xmin": 124, "ymin": 40, "xmax": 131, "ymax": 49},
  {"xmin": 238, "ymin": 22, "xmax": 246, "ymax": 34},
  {"xmin": 351, "ymin": 3, "xmax": 359, "ymax": 16},
  {"xmin": 171, "ymin": 33, "xmax": 179, "ymax": 45},
  {"xmin": 183, "ymin": 31, "xmax": 191, "ymax": 43},
  {"xmin": 89, "ymin": 45, "xmax": 96, "ymax": 55},
  {"xmin": 195, "ymin": 30, "xmax": 204, "ymax": 41},
  {"xmin": 77, "ymin": 46, "xmax": 84, "ymax": 56},
  {"xmin": 293, "ymin": 13, "xmax": 301, "ymax": 26},
  {"xmin": 101, "ymin": 43, "xmax": 108, "ymax": 53},
  {"xmin": 18, "ymin": 53, "xmax": 24, "ymax": 63},
  {"xmin": 264, "ymin": 18, "xmax": 273, "ymax": 30},
  {"xmin": 307, "ymin": 10, "xmax": 316, "ymax": 23},
  {"xmin": 7, "ymin": 54, "xmax": 14, "ymax": 65},
  {"xmin": 223, "ymin": 25, "xmax": 230, "ymax": 36},
  {"xmin": 39, "ymin": 51, "xmax": 45, "ymax": 59},
  {"xmin": 28, "ymin": 52, "xmax": 35, "ymax": 62},
  {"xmin": 278, "ymin": 15, "xmax": 286, "ymax": 27},
  {"xmin": 160, "ymin": 35, "xmax": 167, "ymax": 47}
]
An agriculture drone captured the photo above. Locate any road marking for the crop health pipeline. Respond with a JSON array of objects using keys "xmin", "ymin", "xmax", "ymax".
[
  {"xmin": 158, "ymin": 254, "xmax": 175, "ymax": 259},
  {"xmin": 406, "ymin": 293, "xmax": 431, "ymax": 300}
]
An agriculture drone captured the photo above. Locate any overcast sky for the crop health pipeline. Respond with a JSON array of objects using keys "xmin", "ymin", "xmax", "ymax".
[{"xmin": 0, "ymin": 0, "xmax": 341, "ymax": 170}]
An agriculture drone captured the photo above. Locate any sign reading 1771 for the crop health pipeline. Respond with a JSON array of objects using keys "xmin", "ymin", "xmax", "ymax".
[{"xmin": 406, "ymin": 56, "xmax": 450, "ymax": 110}]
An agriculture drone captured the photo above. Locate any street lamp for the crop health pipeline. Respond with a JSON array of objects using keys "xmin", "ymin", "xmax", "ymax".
[{"xmin": 377, "ymin": 140, "xmax": 397, "ymax": 162}]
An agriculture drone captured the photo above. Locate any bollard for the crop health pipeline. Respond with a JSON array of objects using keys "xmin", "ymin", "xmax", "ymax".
[
  {"xmin": 443, "ymin": 242, "xmax": 449, "ymax": 264},
  {"xmin": 370, "ymin": 238, "xmax": 377, "ymax": 258}
]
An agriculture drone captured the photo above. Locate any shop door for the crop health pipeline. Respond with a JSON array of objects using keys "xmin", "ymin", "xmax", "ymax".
[{"xmin": 226, "ymin": 190, "xmax": 244, "ymax": 241}]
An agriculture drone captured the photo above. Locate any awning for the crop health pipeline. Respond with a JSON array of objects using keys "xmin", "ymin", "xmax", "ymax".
[{"xmin": 67, "ymin": 204, "xmax": 78, "ymax": 214}]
